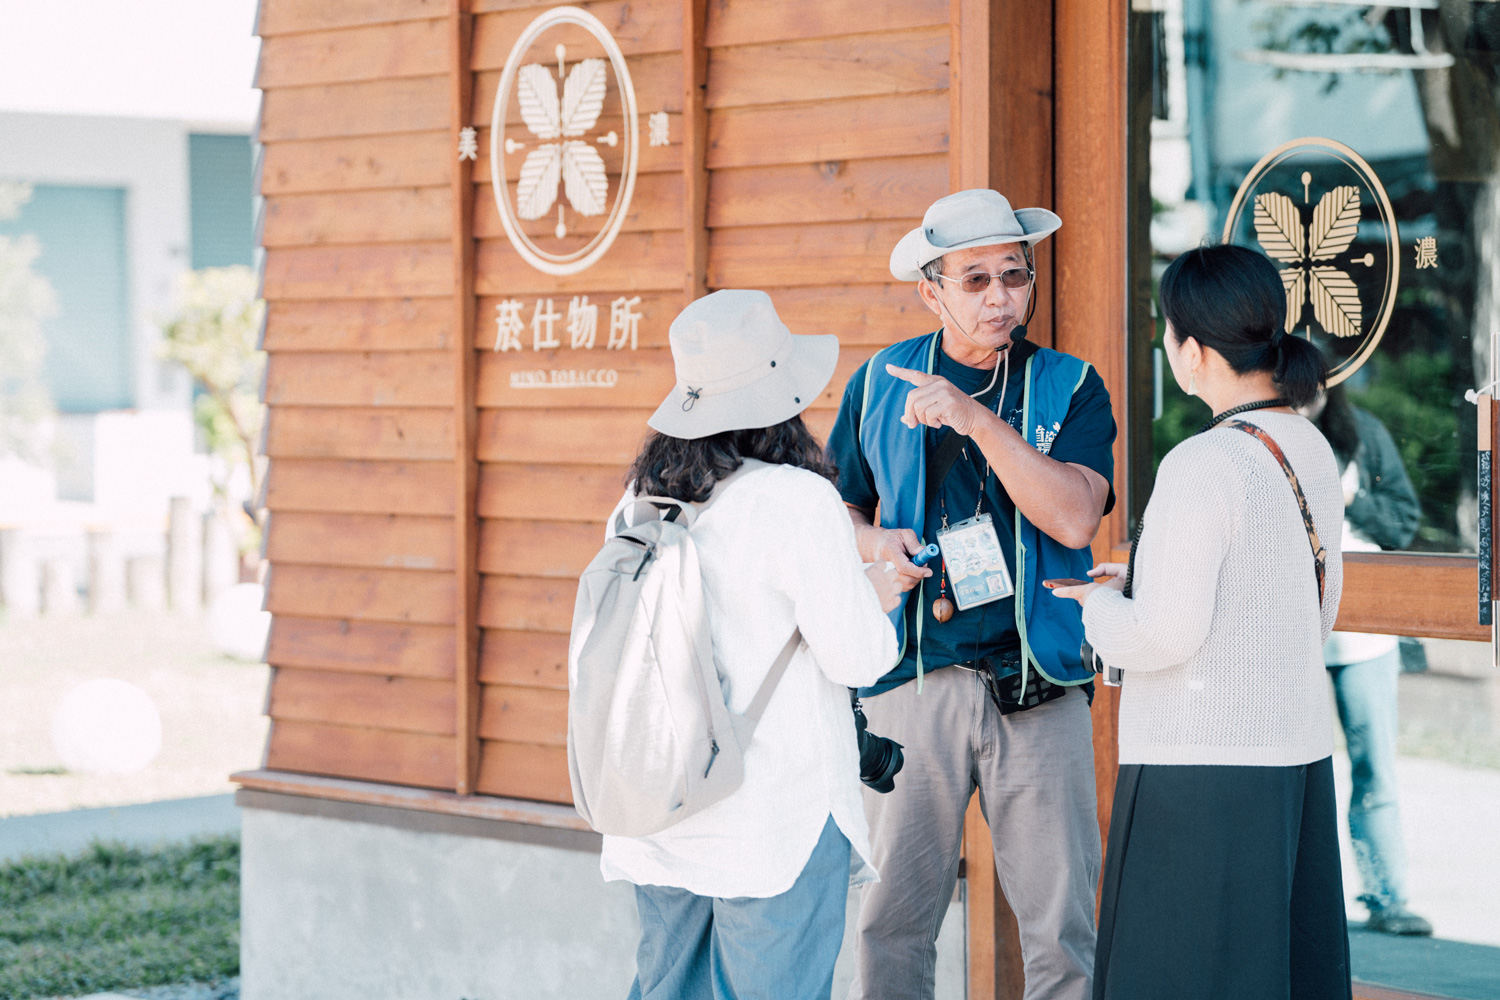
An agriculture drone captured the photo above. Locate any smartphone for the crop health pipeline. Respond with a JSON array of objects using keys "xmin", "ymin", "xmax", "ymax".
[{"xmin": 1042, "ymin": 578, "xmax": 1093, "ymax": 589}]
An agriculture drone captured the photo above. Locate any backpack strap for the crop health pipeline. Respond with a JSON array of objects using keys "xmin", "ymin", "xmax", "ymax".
[
  {"xmin": 743, "ymin": 629, "xmax": 802, "ymax": 724},
  {"xmin": 1222, "ymin": 420, "xmax": 1327, "ymax": 606}
]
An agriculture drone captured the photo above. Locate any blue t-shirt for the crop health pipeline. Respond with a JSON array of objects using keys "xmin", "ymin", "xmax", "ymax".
[{"xmin": 826, "ymin": 336, "xmax": 1118, "ymax": 694}]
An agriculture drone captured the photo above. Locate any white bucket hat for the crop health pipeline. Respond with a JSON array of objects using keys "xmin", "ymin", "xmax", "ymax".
[
  {"xmin": 648, "ymin": 290, "xmax": 839, "ymax": 440},
  {"xmin": 889, "ymin": 189, "xmax": 1062, "ymax": 281}
]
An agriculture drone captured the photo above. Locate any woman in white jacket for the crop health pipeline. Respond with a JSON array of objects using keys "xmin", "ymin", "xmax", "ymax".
[
  {"xmin": 1052, "ymin": 245, "xmax": 1349, "ymax": 1000},
  {"xmin": 603, "ymin": 290, "xmax": 901, "ymax": 1000}
]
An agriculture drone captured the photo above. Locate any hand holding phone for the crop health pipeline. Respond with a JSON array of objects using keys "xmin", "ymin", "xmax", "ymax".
[{"xmin": 1043, "ymin": 578, "xmax": 1092, "ymax": 589}]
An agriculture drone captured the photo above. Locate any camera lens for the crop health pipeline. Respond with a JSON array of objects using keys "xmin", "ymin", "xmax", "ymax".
[{"xmin": 854, "ymin": 701, "xmax": 904, "ymax": 793}]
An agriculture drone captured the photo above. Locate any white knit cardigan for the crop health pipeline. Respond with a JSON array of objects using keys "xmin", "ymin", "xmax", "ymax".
[{"xmin": 1082, "ymin": 412, "xmax": 1344, "ymax": 767}]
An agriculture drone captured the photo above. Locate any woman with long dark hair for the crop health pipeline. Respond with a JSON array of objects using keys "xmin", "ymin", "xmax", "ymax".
[
  {"xmin": 601, "ymin": 290, "xmax": 900, "ymax": 1000},
  {"xmin": 1051, "ymin": 244, "xmax": 1350, "ymax": 998}
]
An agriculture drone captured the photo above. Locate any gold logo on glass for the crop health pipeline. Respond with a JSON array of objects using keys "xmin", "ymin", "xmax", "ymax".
[{"xmin": 1223, "ymin": 137, "xmax": 1401, "ymax": 387}]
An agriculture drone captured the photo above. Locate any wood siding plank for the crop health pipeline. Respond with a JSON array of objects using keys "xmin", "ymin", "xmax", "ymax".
[
  {"xmin": 269, "ymin": 668, "xmax": 456, "ymax": 736},
  {"xmin": 707, "ymin": 156, "xmax": 946, "ymax": 229},
  {"xmin": 478, "ymin": 519, "xmax": 601, "ymax": 578},
  {"xmin": 706, "ymin": 92, "xmax": 948, "ymax": 169},
  {"xmin": 703, "ymin": 0, "xmax": 948, "ymax": 48},
  {"xmin": 475, "ymin": 349, "xmax": 675, "ymax": 408},
  {"xmin": 268, "ymin": 616, "xmax": 456, "ymax": 679},
  {"xmin": 259, "ymin": 133, "xmax": 452, "ymax": 196},
  {"xmin": 262, "ymin": 298, "xmax": 455, "ymax": 353},
  {"xmin": 478, "ymin": 683, "xmax": 568, "ymax": 744},
  {"xmin": 480, "ymin": 464, "xmax": 621, "ymax": 521},
  {"xmin": 472, "ymin": 1, "xmax": 682, "ymax": 64},
  {"xmin": 473, "ymin": 53, "xmax": 682, "ymax": 127},
  {"xmin": 475, "ymin": 345, "xmax": 870, "ymax": 409},
  {"xmin": 260, "ymin": 76, "xmax": 451, "ymax": 142},
  {"xmin": 475, "ymin": 740, "xmax": 571, "ymax": 803},
  {"xmin": 265, "ymin": 351, "xmax": 453, "ymax": 407},
  {"xmin": 759, "ymin": 284, "xmax": 929, "ymax": 346},
  {"xmin": 265, "ymin": 406, "xmax": 455, "ymax": 461},
  {"xmin": 262, "ymin": 188, "xmax": 452, "ymax": 247},
  {"xmin": 475, "ymin": 408, "xmax": 652, "ymax": 464},
  {"xmin": 266, "ymin": 512, "xmax": 455, "ymax": 571},
  {"xmin": 265, "ymin": 459, "xmax": 455, "ymax": 516},
  {"xmin": 257, "ymin": 18, "xmax": 449, "ymax": 88},
  {"xmin": 267, "ymin": 564, "xmax": 456, "ymax": 625},
  {"xmin": 708, "ymin": 220, "xmax": 918, "ymax": 288},
  {"xmin": 477, "ymin": 574, "xmax": 577, "ymax": 632},
  {"xmin": 471, "ymin": 118, "xmax": 683, "ymax": 178},
  {"xmin": 479, "ymin": 629, "xmax": 569, "ymax": 689},
  {"xmin": 473, "ymin": 292, "xmax": 682, "ymax": 350},
  {"xmin": 706, "ymin": 27, "xmax": 948, "ymax": 109},
  {"xmin": 475, "ymin": 170, "xmax": 683, "ymax": 240},
  {"xmin": 475, "ymin": 230, "xmax": 683, "ymax": 295},
  {"xmin": 267, "ymin": 719, "xmax": 454, "ymax": 790},
  {"xmin": 262, "ymin": 243, "xmax": 453, "ymax": 300},
  {"xmin": 257, "ymin": 0, "xmax": 447, "ymax": 36}
]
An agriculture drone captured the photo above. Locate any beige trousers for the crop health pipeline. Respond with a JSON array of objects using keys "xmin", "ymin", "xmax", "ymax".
[{"xmin": 847, "ymin": 665, "xmax": 1100, "ymax": 1000}]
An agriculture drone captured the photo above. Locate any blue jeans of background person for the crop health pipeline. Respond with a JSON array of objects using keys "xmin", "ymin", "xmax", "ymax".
[
  {"xmin": 1329, "ymin": 647, "xmax": 1407, "ymax": 908},
  {"xmin": 627, "ymin": 815, "xmax": 851, "ymax": 1000}
]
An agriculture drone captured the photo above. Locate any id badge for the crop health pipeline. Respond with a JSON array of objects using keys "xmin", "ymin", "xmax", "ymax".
[{"xmin": 935, "ymin": 513, "xmax": 1014, "ymax": 611}]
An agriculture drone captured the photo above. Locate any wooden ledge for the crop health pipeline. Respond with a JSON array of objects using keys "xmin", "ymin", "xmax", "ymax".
[{"xmin": 231, "ymin": 769, "xmax": 592, "ymax": 833}]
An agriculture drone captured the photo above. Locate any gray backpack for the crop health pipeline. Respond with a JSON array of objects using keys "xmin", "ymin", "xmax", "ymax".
[{"xmin": 566, "ymin": 461, "xmax": 799, "ymax": 837}]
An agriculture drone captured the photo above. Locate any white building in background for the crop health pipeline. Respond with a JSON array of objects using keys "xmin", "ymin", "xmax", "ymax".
[{"xmin": 0, "ymin": 109, "xmax": 255, "ymax": 576}]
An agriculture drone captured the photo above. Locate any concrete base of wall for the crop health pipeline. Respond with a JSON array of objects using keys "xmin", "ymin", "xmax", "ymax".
[{"xmin": 239, "ymin": 791, "xmax": 965, "ymax": 1000}]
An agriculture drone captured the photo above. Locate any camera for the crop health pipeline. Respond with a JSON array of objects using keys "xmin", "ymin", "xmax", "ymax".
[
  {"xmin": 1081, "ymin": 639, "xmax": 1122, "ymax": 687},
  {"xmin": 852, "ymin": 693, "xmax": 903, "ymax": 793}
]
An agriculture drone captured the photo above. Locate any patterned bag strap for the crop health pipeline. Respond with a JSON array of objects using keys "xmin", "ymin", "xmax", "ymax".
[{"xmin": 1222, "ymin": 420, "xmax": 1326, "ymax": 607}]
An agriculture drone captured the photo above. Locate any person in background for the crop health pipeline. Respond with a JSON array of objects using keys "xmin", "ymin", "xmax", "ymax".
[
  {"xmin": 602, "ymin": 290, "xmax": 901, "ymax": 1000},
  {"xmin": 1053, "ymin": 244, "xmax": 1350, "ymax": 999},
  {"xmin": 1306, "ymin": 384, "xmax": 1432, "ymax": 936}
]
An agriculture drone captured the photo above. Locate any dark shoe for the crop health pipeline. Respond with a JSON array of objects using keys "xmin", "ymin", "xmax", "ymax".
[{"xmin": 1364, "ymin": 902, "xmax": 1434, "ymax": 936}]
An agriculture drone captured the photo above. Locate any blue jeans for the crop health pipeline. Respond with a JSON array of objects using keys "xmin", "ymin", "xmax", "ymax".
[
  {"xmin": 1330, "ymin": 648, "xmax": 1407, "ymax": 908},
  {"xmin": 627, "ymin": 815, "xmax": 851, "ymax": 1000}
]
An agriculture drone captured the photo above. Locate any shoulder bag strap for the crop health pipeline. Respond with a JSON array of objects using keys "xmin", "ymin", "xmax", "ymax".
[
  {"xmin": 1222, "ymin": 420, "xmax": 1327, "ymax": 606},
  {"xmin": 742, "ymin": 629, "xmax": 802, "ymax": 724}
]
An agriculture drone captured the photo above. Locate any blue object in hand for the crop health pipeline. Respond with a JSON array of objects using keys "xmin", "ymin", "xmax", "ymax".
[{"xmin": 911, "ymin": 543, "xmax": 941, "ymax": 568}]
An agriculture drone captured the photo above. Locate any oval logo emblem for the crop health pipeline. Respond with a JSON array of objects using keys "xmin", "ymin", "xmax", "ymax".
[
  {"xmin": 489, "ymin": 5, "xmax": 639, "ymax": 277},
  {"xmin": 1222, "ymin": 136, "xmax": 1400, "ymax": 387}
]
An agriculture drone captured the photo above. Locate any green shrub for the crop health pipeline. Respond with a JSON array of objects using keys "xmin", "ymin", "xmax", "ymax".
[{"xmin": 0, "ymin": 838, "xmax": 238, "ymax": 999}]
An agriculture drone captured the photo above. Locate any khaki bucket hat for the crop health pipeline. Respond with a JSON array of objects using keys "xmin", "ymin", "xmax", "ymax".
[
  {"xmin": 890, "ymin": 188, "xmax": 1062, "ymax": 282},
  {"xmin": 648, "ymin": 290, "xmax": 839, "ymax": 440}
]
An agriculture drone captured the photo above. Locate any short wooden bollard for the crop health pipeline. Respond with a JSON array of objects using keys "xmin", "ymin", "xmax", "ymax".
[
  {"xmin": 127, "ymin": 553, "xmax": 166, "ymax": 611},
  {"xmin": 167, "ymin": 496, "xmax": 201, "ymax": 613},
  {"xmin": 88, "ymin": 529, "xmax": 127, "ymax": 613},
  {"xmin": 0, "ymin": 529, "xmax": 39, "ymax": 619},
  {"xmin": 41, "ymin": 557, "xmax": 79, "ymax": 616}
]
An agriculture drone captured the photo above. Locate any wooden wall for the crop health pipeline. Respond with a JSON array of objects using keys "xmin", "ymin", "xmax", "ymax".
[{"xmin": 254, "ymin": 0, "xmax": 954, "ymax": 801}]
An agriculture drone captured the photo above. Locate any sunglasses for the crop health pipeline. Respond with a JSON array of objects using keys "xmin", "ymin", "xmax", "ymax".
[{"xmin": 932, "ymin": 267, "xmax": 1034, "ymax": 294}]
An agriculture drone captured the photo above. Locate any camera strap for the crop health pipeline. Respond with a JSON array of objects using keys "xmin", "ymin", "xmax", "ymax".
[{"xmin": 924, "ymin": 371, "xmax": 1009, "ymax": 513}]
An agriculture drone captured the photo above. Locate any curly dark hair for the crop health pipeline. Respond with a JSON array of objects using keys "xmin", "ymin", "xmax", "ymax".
[{"xmin": 627, "ymin": 415, "xmax": 838, "ymax": 502}]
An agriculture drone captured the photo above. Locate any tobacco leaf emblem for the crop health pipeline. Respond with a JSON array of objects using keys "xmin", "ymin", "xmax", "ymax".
[
  {"xmin": 1254, "ymin": 185, "xmax": 1363, "ymax": 338},
  {"xmin": 515, "ymin": 59, "xmax": 609, "ymax": 221}
]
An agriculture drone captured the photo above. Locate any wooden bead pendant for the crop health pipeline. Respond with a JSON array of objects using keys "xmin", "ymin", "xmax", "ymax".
[{"xmin": 933, "ymin": 596, "xmax": 955, "ymax": 623}]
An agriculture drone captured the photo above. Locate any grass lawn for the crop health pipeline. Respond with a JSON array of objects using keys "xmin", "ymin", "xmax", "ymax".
[{"xmin": 0, "ymin": 838, "xmax": 238, "ymax": 999}]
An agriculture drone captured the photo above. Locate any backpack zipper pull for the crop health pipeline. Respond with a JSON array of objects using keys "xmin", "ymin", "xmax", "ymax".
[{"xmin": 703, "ymin": 738, "xmax": 720, "ymax": 778}]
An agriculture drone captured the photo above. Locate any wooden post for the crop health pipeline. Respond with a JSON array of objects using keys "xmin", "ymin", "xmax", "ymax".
[
  {"xmin": 953, "ymin": 0, "xmax": 1060, "ymax": 995},
  {"xmin": 88, "ymin": 529, "xmax": 127, "ymax": 614},
  {"xmin": 450, "ymin": 0, "xmax": 480, "ymax": 796},
  {"xmin": 683, "ymin": 0, "xmax": 709, "ymax": 300},
  {"xmin": 1056, "ymin": 0, "xmax": 1129, "ymax": 915}
]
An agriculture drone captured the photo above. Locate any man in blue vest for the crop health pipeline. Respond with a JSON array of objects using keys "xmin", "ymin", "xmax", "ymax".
[{"xmin": 829, "ymin": 189, "xmax": 1116, "ymax": 1000}]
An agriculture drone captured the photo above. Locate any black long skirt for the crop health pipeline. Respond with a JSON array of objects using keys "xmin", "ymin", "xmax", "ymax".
[{"xmin": 1093, "ymin": 756, "xmax": 1352, "ymax": 1000}]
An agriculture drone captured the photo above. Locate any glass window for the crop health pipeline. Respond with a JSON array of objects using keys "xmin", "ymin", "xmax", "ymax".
[{"xmin": 1129, "ymin": 0, "xmax": 1500, "ymax": 556}]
